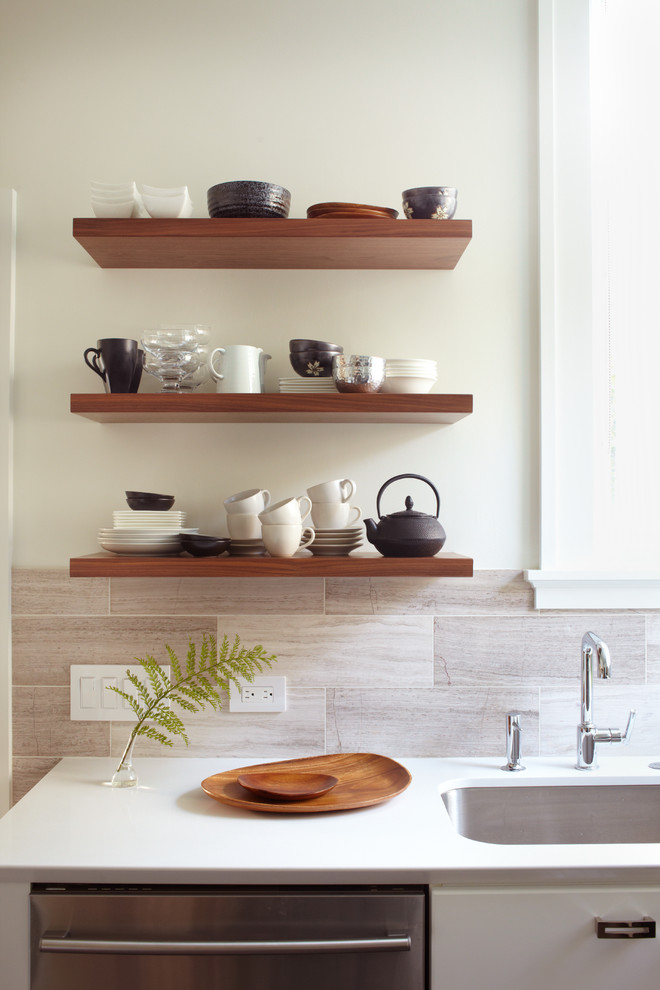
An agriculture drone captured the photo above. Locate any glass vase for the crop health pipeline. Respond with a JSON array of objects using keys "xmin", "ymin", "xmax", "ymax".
[{"xmin": 111, "ymin": 734, "xmax": 138, "ymax": 788}]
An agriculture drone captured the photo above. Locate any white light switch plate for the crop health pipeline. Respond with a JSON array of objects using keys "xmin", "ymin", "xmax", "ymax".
[{"xmin": 70, "ymin": 664, "xmax": 171, "ymax": 721}]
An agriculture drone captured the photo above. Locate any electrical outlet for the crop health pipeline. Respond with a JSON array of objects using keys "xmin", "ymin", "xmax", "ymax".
[
  {"xmin": 229, "ymin": 675, "xmax": 286, "ymax": 713},
  {"xmin": 70, "ymin": 664, "xmax": 171, "ymax": 721}
]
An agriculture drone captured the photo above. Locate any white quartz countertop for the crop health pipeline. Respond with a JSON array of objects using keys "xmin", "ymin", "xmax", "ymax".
[{"xmin": 3, "ymin": 755, "xmax": 660, "ymax": 885}]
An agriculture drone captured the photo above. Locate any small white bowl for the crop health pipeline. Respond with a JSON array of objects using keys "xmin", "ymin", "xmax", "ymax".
[
  {"xmin": 91, "ymin": 200, "xmax": 136, "ymax": 218},
  {"xmin": 381, "ymin": 376, "xmax": 437, "ymax": 394},
  {"xmin": 141, "ymin": 184, "xmax": 189, "ymax": 197},
  {"xmin": 142, "ymin": 191, "xmax": 192, "ymax": 219}
]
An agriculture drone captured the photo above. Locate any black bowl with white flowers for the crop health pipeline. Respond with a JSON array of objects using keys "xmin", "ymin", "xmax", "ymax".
[{"xmin": 289, "ymin": 347, "xmax": 343, "ymax": 377}]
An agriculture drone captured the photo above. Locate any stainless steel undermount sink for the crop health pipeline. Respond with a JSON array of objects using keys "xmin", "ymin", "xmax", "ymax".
[{"xmin": 441, "ymin": 782, "xmax": 660, "ymax": 845}]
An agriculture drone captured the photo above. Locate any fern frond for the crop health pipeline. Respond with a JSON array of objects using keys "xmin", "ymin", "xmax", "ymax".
[{"xmin": 110, "ymin": 632, "xmax": 277, "ymax": 774}]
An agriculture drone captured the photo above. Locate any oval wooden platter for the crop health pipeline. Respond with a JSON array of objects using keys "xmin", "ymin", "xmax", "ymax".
[{"xmin": 201, "ymin": 753, "xmax": 412, "ymax": 814}]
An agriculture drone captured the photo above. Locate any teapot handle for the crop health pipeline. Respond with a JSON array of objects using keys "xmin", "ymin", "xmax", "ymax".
[{"xmin": 375, "ymin": 473, "xmax": 441, "ymax": 519}]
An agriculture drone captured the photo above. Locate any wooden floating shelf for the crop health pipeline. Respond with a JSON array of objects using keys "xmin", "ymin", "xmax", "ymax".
[
  {"xmin": 72, "ymin": 218, "xmax": 473, "ymax": 270},
  {"xmin": 70, "ymin": 392, "xmax": 473, "ymax": 424},
  {"xmin": 69, "ymin": 551, "xmax": 474, "ymax": 579}
]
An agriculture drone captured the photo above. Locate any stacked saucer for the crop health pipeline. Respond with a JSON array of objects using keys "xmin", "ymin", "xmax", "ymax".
[
  {"xmin": 382, "ymin": 358, "xmax": 438, "ymax": 394},
  {"xmin": 279, "ymin": 377, "xmax": 338, "ymax": 394},
  {"xmin": 228, "ymin": 538, "xmax": 266, "ymax": 556},
  {"xmin": 308, "ymin": 526, "xmax": 364, "ymax": 556}
]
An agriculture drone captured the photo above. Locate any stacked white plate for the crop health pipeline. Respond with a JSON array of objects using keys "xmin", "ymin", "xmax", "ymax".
[
  {"xmin": 308, "ymin": 526, "xmax": 364, "ymax": 556},
  {"xmin": 113, "ymin": 510, "xmax": 187, "ymax": 529},
  {"xmin": 381, "ymin": 358, "xmax": 438, "ymax": 394},
  {"xmin": 279, "ymin": 377, "xmax": 338, "ymax": 394},
  {"xmin": 98, "ymin": 529, "xmax": 195, "ymax": 555},
  {"xmin": 100, "ymin": 509, "xmax": 196, "ymax": 554}
]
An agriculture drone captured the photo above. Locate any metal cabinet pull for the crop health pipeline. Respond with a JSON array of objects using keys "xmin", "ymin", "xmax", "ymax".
[
  {"xmin": 40, "ymin": 933, "xmax": 411, "ymax": 956},
  {"xmin": 596, "ymin": 918, "xmax": 656, "ymax": 939}
]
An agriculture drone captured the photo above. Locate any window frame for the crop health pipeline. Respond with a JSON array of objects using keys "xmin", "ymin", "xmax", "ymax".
[{"xmin": 525, "ymin": 0, "xmax": 660, "ymax": 608}]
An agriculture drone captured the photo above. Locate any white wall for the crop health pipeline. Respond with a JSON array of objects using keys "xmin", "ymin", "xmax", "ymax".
[{"xmin": 0, "ymin": 0, "xmax": 539, "ymax": 569}]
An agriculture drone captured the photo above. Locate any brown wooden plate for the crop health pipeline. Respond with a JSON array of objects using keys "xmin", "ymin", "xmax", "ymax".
[
  {"xmin": 201, "ymin": 753, "xmax": 411, "ymax": 813},
  {"xmin": 237, "ymin": 770, "xmax": 338, "ymax": 801}
]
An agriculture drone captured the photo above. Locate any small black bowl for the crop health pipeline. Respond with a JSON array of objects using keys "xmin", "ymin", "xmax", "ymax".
[
  {"xmin": 289, "ymin": 339, "xmax": 343, "ymax": 352},
  {"xmin": 181, "ymin": 534, "xmax": 230, "ymax": 557},
  {"xmin": 289, "ymin": 349, "xmax": 340, "ymax": 377},
  {"xmin": 125, "ymin": 491, "xmax": 175, "ymax": 511}
]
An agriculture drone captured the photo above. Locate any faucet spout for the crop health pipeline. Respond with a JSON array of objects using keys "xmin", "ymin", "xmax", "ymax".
[{"xmin": 576, "ymin": 631, "xmax": 635, "ymax": 770}]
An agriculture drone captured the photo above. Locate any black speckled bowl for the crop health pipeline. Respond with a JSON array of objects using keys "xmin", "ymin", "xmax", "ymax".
[
  {"xmin": 181, "ymin": 534, "xmax": 231, "ymax": 557},
  {"xmin": 207, "ymin": 181, "xmax": 291, "ymax": 219}
]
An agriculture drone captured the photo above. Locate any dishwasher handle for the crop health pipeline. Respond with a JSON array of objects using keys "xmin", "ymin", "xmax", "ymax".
[{"xmin": 40, "ymin": 933, "xmax": 412, "ymax": 956}]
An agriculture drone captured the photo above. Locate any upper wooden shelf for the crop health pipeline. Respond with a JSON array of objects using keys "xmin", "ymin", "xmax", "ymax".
[
  {"xmin": 72, "ymin": 218, "xmax": 473, "ymax": 270},
  {"xmin": 70, "ymin": 392, "xmax": 473, "ymax": 424},
  {"xmin": 69, "ymin": 551, "xmax": 474, "ymax": 579}
]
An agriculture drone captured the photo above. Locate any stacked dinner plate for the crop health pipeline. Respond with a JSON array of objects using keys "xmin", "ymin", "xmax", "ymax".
[
  {"xmin": 306, "ymin": 202, "xmax": 398, "ymax": 220},
  {"xmin": 99, "ymin": 509, "xmax": 196, "ymax": 555},
  {"xmin": 308, "ymin": 526, "xmax": 364, "ymax": 557},
  {"xmin": 279, "ymin": 377, "xmax": 338, "ymax": 394},
  {"xmin": 382, "ymin": 358, "xmax": 438, "ymax": 394}
]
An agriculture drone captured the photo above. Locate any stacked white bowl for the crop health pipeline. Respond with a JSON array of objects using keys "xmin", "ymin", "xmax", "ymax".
[
  {"xmin": 381, "ymin": 358, "xmax": 438, "ymax": 394},
  {"xmin": 90, "ymin": 181, "xmax": 148, "ymax": 219},
  {"xmin": 140, "ymin": 184, "xmax": 194, "ymax": 219}
]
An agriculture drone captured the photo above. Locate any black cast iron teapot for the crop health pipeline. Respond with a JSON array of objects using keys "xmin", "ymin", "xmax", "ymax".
[{"xmin": 365, "ymin": 473, "xmax": 447, "ymax": 557}]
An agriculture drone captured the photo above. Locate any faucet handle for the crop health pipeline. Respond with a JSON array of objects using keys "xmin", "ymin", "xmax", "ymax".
[
  {"xmin": 501, "ymin": 711, "xmax": 526, "ymax": 772},
  {"xmin": 614, "ymin": 709, "xmax": 636, "ymax": 744}
]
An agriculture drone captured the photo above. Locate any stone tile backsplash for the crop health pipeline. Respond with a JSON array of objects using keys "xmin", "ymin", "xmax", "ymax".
[{"xmin": 11, "ymin": 568, "xmax": 660, "ymax": 803}]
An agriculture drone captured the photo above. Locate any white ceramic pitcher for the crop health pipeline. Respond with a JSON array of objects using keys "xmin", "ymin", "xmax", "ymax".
[{"xmin": 209, "ymin": 345, "xmax": 271, "ymax": 393}]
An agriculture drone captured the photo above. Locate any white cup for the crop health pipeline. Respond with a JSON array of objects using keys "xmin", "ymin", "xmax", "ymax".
[
  {"xmin": 262, "ymin": 523, "xmax": 315, "ymax": 557},
  {"xmin": 224, "ymin": 488, "xmax": 271, "ymax": 514},
  {"xmin": 259, "ymin": 495, "xmax": 312, "ymax": 525},
  {"xmin": 227, "ymin": 513, "xmax": 262, "ymax": 540},
  {"xmin": 311, "ymin": 503, "xmax": 362, "ymax": 529},
  {"xmin": 306, "ymin": 478, "xmax": 356, "ymax": 504},
  {"xmin": 209, "ymin": 345, "xmax": 271, "ymax": 393}
]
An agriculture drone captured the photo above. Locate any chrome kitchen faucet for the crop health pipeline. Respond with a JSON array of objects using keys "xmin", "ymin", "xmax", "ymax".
[{"xmin": 576, "ymin": 631, "xmax": 635, "ymax": 770}]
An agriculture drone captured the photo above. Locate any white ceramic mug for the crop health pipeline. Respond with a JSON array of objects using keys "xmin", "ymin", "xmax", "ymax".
[
  {"xmin": 224, "ymin": 488, "xmax": 271, "ymax": 515},
  {"xmin": 227, "ymin": 513, "xmax": 262, "ymax": 540},
  {"xmin": 311, "ymin": 503, "xmax": 362, "ymax": 529},
  {"xmin": 258, "ymin": 495, "xmax": 312, "ymax": 525},
  {"xmin": 306, "ymin": 478, "xmax": 356, "ymax": 504},
  {"xmin": 262, "ymin": 523, "xmax": 315, "ymax": 557},
  {"xmin": 209, "ymin": 345, "xmax": 271, "ymax": 393}
]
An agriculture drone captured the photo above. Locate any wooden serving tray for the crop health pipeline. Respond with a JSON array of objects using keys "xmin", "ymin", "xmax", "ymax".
[{"xmin": 201, "ymin": 753, "xmax": 412, "ymax": 814}]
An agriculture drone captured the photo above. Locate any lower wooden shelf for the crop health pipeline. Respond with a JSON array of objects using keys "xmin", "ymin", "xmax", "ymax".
[{"xmin": 69, "ymin": 551, "xmax": 474, "ymax": 578}]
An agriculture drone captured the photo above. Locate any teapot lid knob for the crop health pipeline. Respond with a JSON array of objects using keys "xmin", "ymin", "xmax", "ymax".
[{"xmin": 405, "ymin": 496, "xmax": 414, "ymax": 511}]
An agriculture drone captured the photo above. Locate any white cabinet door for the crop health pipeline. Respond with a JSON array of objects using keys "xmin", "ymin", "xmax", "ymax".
[{"xmin": 431, "ymin": 885, "xmax": 660, "ymax": 990}]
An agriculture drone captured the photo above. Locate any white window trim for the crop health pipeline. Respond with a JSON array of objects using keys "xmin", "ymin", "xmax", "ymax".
[
  {"xmin": 527, "ymin": 0, "xmax": 660, "ymax": 609},
  {"xmin": 0, "ymin": 189, "xmax": 15, "ymax": 815}
]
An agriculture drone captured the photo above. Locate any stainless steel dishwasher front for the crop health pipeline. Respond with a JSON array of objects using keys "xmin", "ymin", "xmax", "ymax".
[{"xmin": 30, "ymin": 883, "xmax": 427, "ymax": 989}]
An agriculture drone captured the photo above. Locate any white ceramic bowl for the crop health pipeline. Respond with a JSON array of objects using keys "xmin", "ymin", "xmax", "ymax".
[
  {"xmin": 142, "ymin": 191, "xmax": 192, "ymax": 219},
  {"xmin": 381, "ymin": 376, "xmax": 437, "ymax": 394},
  {"xmin": 90, "ymin": 200, "xmax": 136, "ymax": 218},
  {"xmin": 141, "ymin": 184, "xmax": 189, "ymax": 197}
]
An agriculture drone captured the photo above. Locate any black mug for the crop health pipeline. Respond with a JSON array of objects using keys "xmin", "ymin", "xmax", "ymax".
[{"xmin": 84, "ymin": 338, "xmax": 143, "ymax": 393}]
